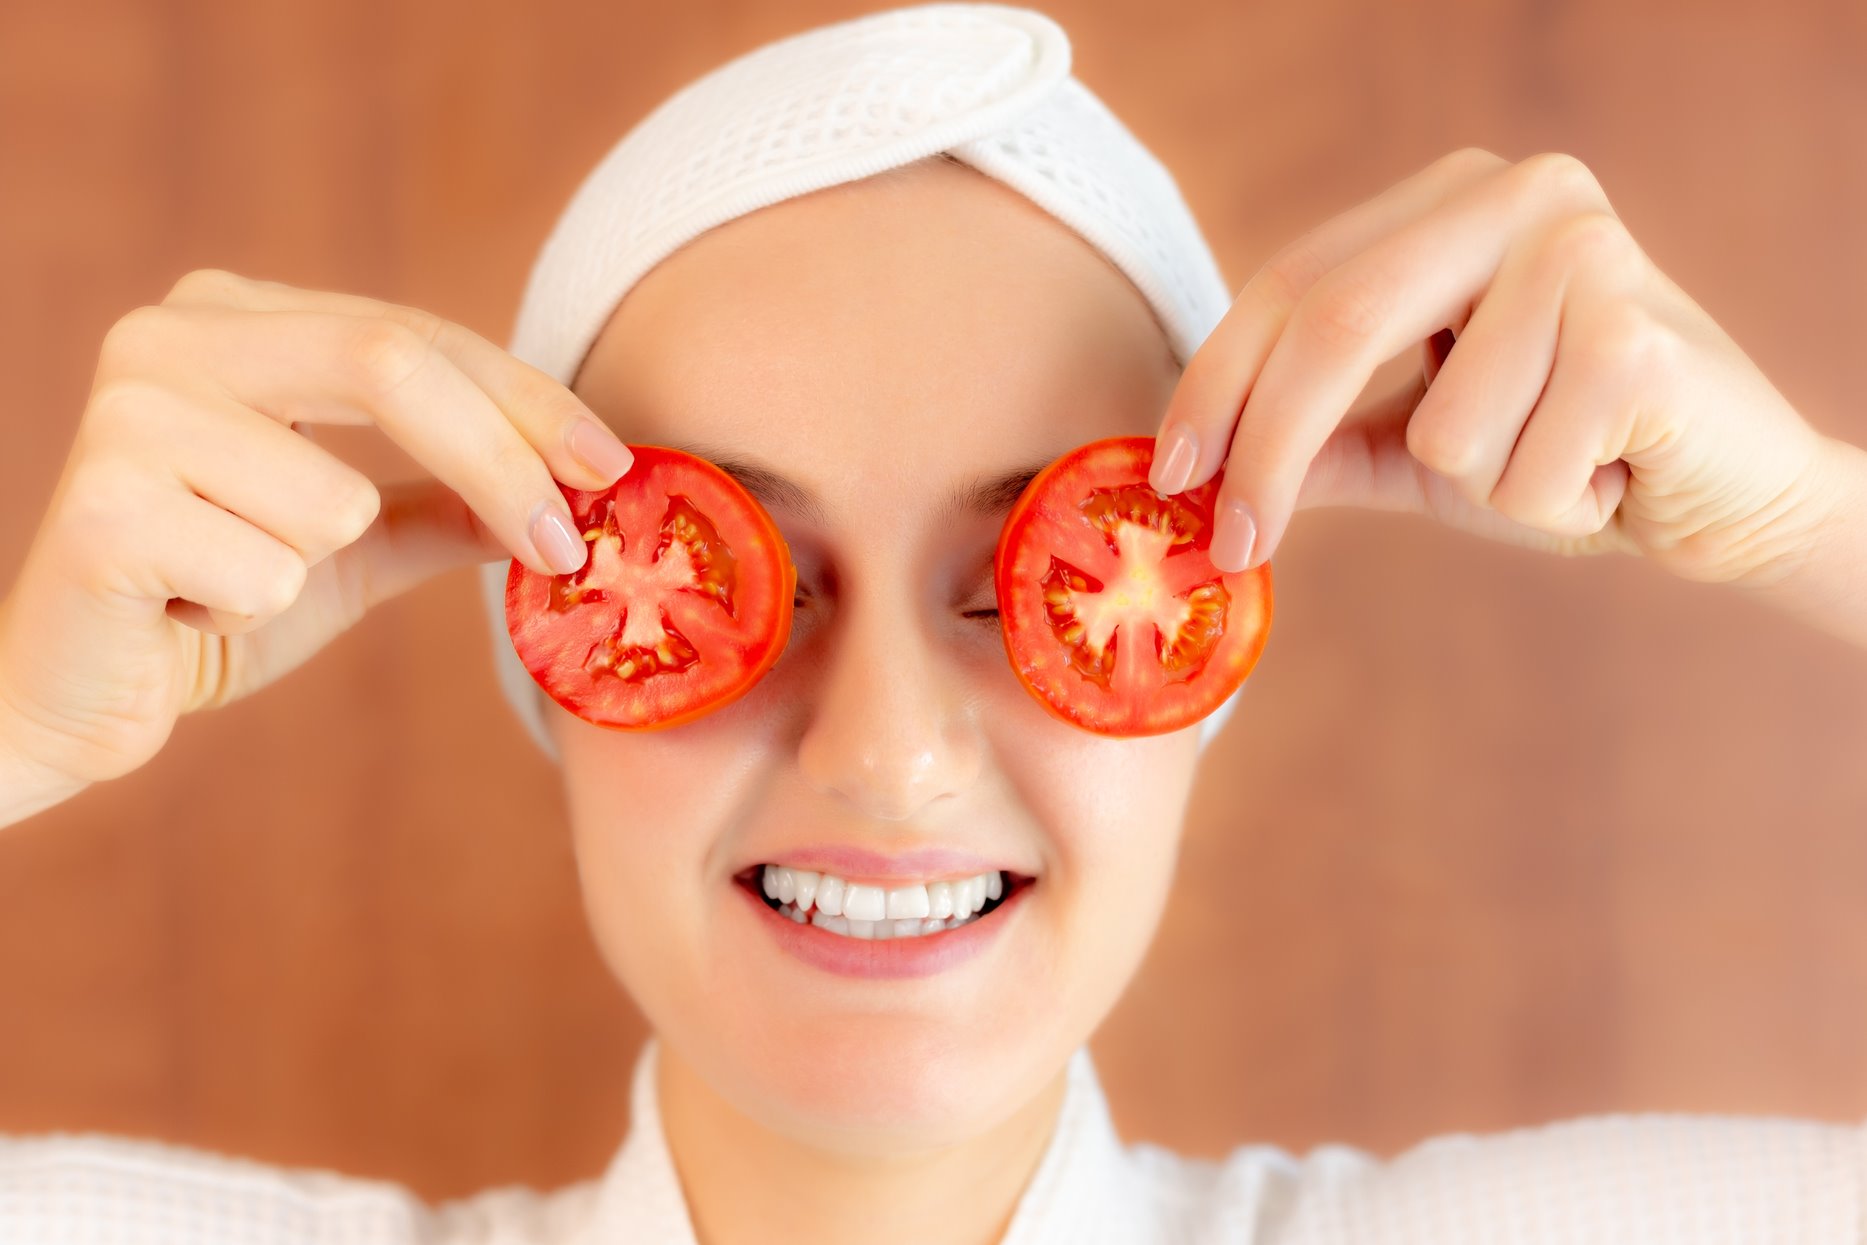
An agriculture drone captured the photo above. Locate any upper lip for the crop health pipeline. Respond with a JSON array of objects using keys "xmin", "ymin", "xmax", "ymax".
[{"xmin": 737, "ymin": 844, "xmax": 1035, "ymax": 885}]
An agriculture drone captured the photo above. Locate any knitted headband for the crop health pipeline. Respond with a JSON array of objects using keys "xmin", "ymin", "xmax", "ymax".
[{"xmin": 480, "ymin": 1, "xmax": 1246, "ymax": 758}]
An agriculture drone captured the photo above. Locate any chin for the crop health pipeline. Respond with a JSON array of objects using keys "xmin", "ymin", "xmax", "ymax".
[{"xmin": 695, "ymin": 1010, "xmax": 1066, "ymax": 1152}]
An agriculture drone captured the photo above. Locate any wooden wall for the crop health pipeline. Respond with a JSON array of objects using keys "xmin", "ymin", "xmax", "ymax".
[{"xmin": 1, "ymin": 0, "xmax": 1862, "ymax": 1205}]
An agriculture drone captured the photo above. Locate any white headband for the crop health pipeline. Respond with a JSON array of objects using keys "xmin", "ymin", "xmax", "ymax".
[{"xmin": 480, "ymin": 1, "xmax": 1248, "ymax": 758}]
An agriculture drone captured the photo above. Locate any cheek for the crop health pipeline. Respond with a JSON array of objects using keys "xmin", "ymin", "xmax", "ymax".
[
  {"xmin": 996, "ymin": 717, "xmax": 1197, "ymax": 878},
  {"xmin": 991, "ymin": 721, "xmax": 1198, "ymax": 989},
  {"xmin": 554, "ymin": 713, "xmax": 761, "ymax": 1000}
]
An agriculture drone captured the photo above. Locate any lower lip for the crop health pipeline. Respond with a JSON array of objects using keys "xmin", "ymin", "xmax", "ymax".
[{"xmin": 732, "ymin": 875, "xmax": 1032, "ymax": 980}]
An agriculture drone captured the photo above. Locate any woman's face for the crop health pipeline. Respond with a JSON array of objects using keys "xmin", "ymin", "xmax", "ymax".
[{"xmin": 553, "ymin": 155, "xmax": 1202, "ymax": 1152}]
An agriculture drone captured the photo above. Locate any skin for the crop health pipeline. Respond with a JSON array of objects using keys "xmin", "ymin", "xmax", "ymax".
[
  {"xmin": 0, "ymin": 142, "xmax": 1863, "ymax": 1243},
  {"xmin": 551, "ymin": 152, "xmax": 1201, "ymax": 1245}
]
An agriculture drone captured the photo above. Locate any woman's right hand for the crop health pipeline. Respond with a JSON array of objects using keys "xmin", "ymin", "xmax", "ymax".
[{"xmin": 0, "ymin": 269, "xmax": 636, "ymax": 821}]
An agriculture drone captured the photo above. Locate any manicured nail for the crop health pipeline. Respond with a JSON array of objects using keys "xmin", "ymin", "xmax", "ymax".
[
  {"xmin": 1151, "ymin": 423, "xmax": 1198, "ymax": 494},
  {"xmin": 567, "ymin": 418, "xmax": 635, "ymax": 482},
  {"xmin": 1210, "ymin": 498, "xmax": 1257, "ymax": 572},
  {"xmin": 530, "ymin": 501, "xmax": 586, "ymax": 574}
]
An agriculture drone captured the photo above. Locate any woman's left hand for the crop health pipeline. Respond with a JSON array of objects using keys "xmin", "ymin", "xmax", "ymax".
[{"xmin": 1152, "ymin": 147, "xmax": 1850, "ymax": 589}]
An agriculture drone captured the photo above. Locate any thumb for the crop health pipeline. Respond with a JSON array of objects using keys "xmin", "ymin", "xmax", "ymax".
[
  {"xmin": 204, "ymin": 478, "xmax": 518, "ymax": 702},
  {"xmin": 1292, "ymin": 379, "xmax": 1432, "ymax": 515},
  {"xmin": 331, "ymin": 477, "xmax": 519, "ymax": 619}
]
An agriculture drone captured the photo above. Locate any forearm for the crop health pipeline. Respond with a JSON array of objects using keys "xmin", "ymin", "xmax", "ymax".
[{"xmin": 1734, "ymin": 436, "xmax": 1867, "ymax": 651}]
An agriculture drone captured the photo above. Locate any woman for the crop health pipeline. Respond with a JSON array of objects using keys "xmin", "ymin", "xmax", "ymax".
[{"xmin": 2, "ymin": 4, "xmax": 1862, "ymax": 1241}]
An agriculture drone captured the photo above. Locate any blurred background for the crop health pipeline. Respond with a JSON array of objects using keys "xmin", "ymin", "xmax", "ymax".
[{"xmin": 2, "ymin": 0, "xmax": 1864, "ymax": 1208}]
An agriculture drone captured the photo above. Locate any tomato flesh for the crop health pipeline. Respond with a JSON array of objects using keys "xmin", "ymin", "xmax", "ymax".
[
  {"xmin": 995, "ymin": 436, "xmax": 1272, "ymax": 736},
  {"xmin": 505, "ymin": 445, "xmax": 794, "ymax": 730}
]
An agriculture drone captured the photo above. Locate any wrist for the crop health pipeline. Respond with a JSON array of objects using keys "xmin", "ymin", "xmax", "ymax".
[
  {"xmin": 1729, "ymin": 435, "xmax": 1867, "ymax": 648},
  {"xmin": 0, "ymin": 723, "xmax": 90, "ymax": 830},
  {"xmin": 0, "ymin": 631, "xmax": 91, "ymax": 829}
]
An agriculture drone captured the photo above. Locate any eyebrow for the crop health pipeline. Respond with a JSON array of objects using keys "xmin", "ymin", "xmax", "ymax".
[{"xmin": 663, "ymin": 441, "xmax": 1054, "ymax": 526}]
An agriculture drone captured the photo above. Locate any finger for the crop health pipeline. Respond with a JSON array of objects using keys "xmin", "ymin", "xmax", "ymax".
[
  {"xmin": 113, "ymin": 491, "xmax": 309, "ymax": 624},
  {"xmin": 157, "ymin": 479, "xmax": 515, "ymax": 703},
  {"xmin": 160, "ymin": 269, "xmax": 635, "ymax": 489},
  {"xmin": 115, "ymin": 303, "xmax": 592, "ymax": 579},
  {"xmin": 1291, "ymin": 376, "xmax": 1436, "ymax": 513},
  {"xmin": 1484, "ymin": 219, "xmax": 1658, "ymax": 536},
  {"xmin": 212, "ymin": 476, "xmax": 512, "ymax": 678},
  {"xmin": 325, "ymin": 477, "xmax": 513, "ymax": 622},
  {"xmin": 1206, "ymin": 154, "xmax": 1616, "ymax": 571},
  {"xmin": 165, "ymin": 600, "xmax": 242, "ymax": 634},
  {"xmin": 1401, "ymin": 220, "xmax": 1572, "ymax": 509},
  {"xmin": 1488, "ymin": 314, "xmax": 1647, "ymax": 537},
  {"xmin": 1295, "ymin": 395, "xmax": 1512, "ymax": 524},
  {"xmin": 169, "ymin": 472, "xmax": 511, "ymax": 636},
  {"xmin": 1286, "ymin": 377, "xmax": 1498, "ymax": 520},
  {"xmin": 1149, "ymin": 147, "xmax": 1509, "ymax": 496},
  {"xmin": 91, "ymin": 379, "xmax": 381, "ymax": 569},
  {"xmin": 1294, "ymin": 386, "xmax": 1636, "ymax": 557}
]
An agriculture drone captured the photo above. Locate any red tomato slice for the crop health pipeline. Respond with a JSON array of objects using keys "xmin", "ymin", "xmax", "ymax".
[
  {"xmin": 994, "ymin": 435, "xmax": 1273, "ymax": 736},
  {"xmin": 505, "ymin": 445, "xmax": 795, "ymax": 731}
]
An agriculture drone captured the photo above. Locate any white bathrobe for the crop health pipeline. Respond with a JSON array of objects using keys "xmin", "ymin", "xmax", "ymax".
[{"xmin": 4, "ymin": 1034, "xmax": 1863, "ymax": 1242}]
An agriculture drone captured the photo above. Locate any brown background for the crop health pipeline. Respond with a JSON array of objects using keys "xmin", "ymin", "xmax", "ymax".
[{"xmin": 2, "ymin": 0, "xmax": 1864, "ymax": 1207}]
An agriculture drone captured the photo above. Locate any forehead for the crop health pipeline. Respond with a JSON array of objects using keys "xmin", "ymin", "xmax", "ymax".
[{"xmin": 572, "ymin": 156, "xmax": 1179, "ymax": 528}]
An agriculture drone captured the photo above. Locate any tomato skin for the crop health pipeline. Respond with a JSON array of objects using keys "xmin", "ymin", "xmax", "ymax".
[
  {"xmin": 994, "ymin": 435, "xmax": 1273, "ymax": 737},
  {"xmin": 504, "ymin": 445, "xmax": 795, "ymax": 731}
]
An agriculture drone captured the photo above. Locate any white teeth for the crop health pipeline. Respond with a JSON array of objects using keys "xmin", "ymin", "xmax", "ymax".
[
  {"xmin": 842, "ymin": 884, "xmax": 886, "ymax": 923},
  {"xmin": 791, "ymin": 907, "xmax": 983, "ymax": 940},
  {"xmin": 756, "ymin": 864, "xmax": 1017, "ymax": 941},
  {"xmin": 758, "ymin": 866, "xmax": 1023, "ymax": 944},
  {"xmin": 886, "ymin": 885, "xmax": 931, "ymax": 920},
  {"xmin": 927, "ymin": 881, "xmax": 954, "ymax": 919},
  {"xmin": 953, "ymin": 879, "xmax": 975, "ymax": 920}
]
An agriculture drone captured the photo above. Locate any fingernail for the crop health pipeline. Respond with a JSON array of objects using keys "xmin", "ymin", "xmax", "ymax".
[
  {"xmin": 1151, "ymin": 423, "xmax": 1198, "ymax": 494},
  {"xmin": 530, "ymin": 501, "xmax": 586, "ymax": 574},
  {"xmin": 567, "ymin": 418, "xmax": 635, "ymax": 482},
  {"xmin": 1210, "ymin": 499, "xmax": 1257, "ymax": 572}
]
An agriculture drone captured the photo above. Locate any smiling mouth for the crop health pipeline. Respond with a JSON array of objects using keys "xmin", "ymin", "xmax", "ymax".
[{"xmin": 728, "ymin": 873, "xmax": 1038, "ymax": 940}]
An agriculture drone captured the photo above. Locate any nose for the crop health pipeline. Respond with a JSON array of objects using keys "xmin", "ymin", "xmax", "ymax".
[{"xmin": 795, "ymin": 590, "xmax": 983, "ymax": 821}]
